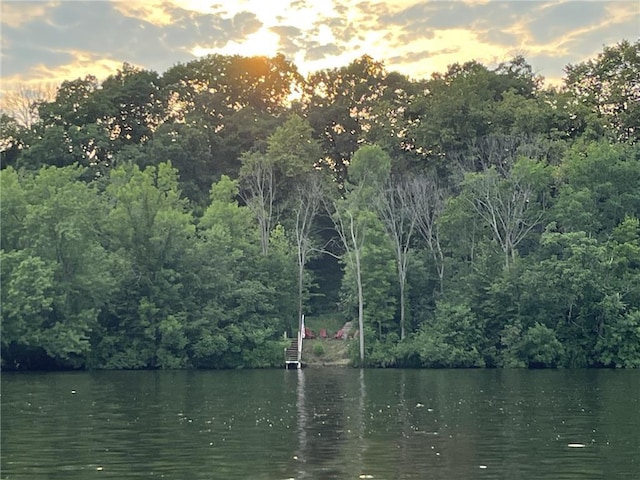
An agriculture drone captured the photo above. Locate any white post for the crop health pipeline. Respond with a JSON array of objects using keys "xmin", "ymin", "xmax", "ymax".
[{"xmin": 298, "ymin": 314, "xmax": 304, "ymax": 364}]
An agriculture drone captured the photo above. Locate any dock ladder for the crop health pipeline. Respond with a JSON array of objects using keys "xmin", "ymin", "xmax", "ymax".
[{"xmin": 285, "ymin": 315, "xmax": 304, "ymax": 369}]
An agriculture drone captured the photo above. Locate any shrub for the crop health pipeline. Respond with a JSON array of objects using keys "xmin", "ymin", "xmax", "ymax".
[{"xmin": 520, "ymin": 323, "xmax": 564, "ymax": 368}]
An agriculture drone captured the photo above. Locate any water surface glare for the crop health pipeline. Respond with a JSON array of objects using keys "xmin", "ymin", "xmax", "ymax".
[{"xmin": 2, "ymin": 369, "xmax": 639, "ymax": 479}]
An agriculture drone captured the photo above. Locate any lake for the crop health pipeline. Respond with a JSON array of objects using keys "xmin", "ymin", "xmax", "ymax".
[{"xmin": 1, "ymin": 368, "xmax": 639, "ymax": 479}]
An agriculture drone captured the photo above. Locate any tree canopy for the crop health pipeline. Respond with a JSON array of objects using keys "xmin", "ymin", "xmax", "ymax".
[{"xmin": 2, "ymin": 41, "xmax": 640, "ymax": 370}]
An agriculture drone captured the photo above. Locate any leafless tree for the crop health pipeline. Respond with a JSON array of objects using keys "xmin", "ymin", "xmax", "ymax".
[
  {"xmin": 291, "ymin": 173, "xmax": 324, "ymax": 332},
  {"xmin": 463, "ymin": 163, "xmax": 545, "ymax": 270},
  {"xmin": 407, "ymin": 174, "xmax": 448, "ymax": 294},
  {"xmin": 0, "ymin": 83, "xmax": 57, "ymax": 128},
  {"xmin": 375, "ymin": 176, "xmax": 417, "ymax": 340},
  {"xmin": 239, "ymin": 152, "xmax": 276, "ymax": 255},
  {"xmin": 447, "ymin": 135, "xmax": 550, "ymax": 270},
  {"xmin": 324, "ymin": 183, "xmax": 369, "ymax": 363},
  {"xmin": 448, "ymin": 134, "xmax": 550, "ymax": 179}
]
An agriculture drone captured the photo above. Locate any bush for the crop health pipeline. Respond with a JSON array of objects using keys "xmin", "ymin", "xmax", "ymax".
[
  {"xmin": 596, "ymin": 310, "xmax": 640, "ymax": 368},
  {"xmin": 365, "ymin": 332, "xmax": 400, "ymax": 367},
  {"xmin": 406, "ymin": 302, "xmax": 485, "ymax": 368},
  {"xmin": 500, "ymin": 321, "xmax": 564, "ymax": 368},
  {"xmin": 520, "ymin": 323, "xmax": 564, "ymax": 368},
  {"xmin": 313, "ymin": 342, "xmax": 325, "ymax": 356}
]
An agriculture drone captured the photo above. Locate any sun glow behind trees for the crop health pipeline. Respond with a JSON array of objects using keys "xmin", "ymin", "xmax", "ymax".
[{"xmin": 5, "ymin": 0, "xmax": 636, "ymax": 99}]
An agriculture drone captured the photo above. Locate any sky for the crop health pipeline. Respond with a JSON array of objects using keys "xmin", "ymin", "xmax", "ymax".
[{"xmin": 0, "ymin": 0, "xmax": 638, "ymax": 96}]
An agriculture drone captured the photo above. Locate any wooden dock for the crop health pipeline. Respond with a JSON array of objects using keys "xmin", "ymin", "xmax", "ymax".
[
  {"xmin": 285, "ymin": 315, "xmax": 304, "ymax": 369},
  {"xmin": 284, "ymin": 336, "xmax": 301, "ymax": 369}
]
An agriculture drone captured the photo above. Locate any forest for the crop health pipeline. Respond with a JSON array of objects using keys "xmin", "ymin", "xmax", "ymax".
[{"xmin": 1, "ymin": 40, "xmax": 639, "ymax": 370}]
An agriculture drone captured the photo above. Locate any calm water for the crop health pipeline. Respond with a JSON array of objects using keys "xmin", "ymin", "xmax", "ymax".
[{"xmin": 1, "ymin": 368, "xmax": 639, "ymax": 479}]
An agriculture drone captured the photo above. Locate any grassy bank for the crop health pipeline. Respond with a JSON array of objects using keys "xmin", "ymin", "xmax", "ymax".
[{"xmin": 302, "ymin": 338, "xmax": 351, "ymax": 367}]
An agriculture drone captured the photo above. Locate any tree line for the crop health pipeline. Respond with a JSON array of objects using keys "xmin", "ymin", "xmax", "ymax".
[{"xmin": 1, "ymin": 40, "xmax": 639, "ymax": 369}]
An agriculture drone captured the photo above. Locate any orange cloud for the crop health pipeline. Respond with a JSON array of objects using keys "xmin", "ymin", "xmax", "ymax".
[
  {"xmin": 1, "ymin": 51, "xmax": 128, "ymax": 95},
  {"xmin": 110, "ymin": 1, "xmax": 175, "ymax": 26},
  {"xmin": 111, "ymin": 0, "xmax": 227, "ymax": 26}
]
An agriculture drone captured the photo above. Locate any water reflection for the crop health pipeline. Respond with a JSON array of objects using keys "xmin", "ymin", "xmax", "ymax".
[
  {"xmin": 295, "ymin": 368, "xmax": 308, "ymax": 478},
  {"xmin": 357, "ymin": 369, "xmax": 366, "ymax": 475},
  {"xmin": 292, "ymin": 368, "xmax": 356, "ymax": 478},
  {"xmin": 2, "ymin": 369, "xmax": 639, "ymax": 479}
]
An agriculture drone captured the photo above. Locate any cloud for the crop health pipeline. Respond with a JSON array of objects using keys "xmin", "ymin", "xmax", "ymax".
[
  {"xmin": 305, "ymin": 43, "xmax": 343, "ymax": 61},
  {"xmin": 0, "ymin": 0, "xmax": 637, "ymax": 92},
  {"xmin": 111, "ymin": 0, "xmax": 224, "ymax": 26},
  {"xmin": 527, "ymin": 1, "xmax": 609, "ymax": 45},
  {"xmin": 0, "ymin": 1, "xmax": 60, "ymax": 27},
  {"xmin": 387, "ymin": 47, "xmax": 459, "ymax": 66},
  {"xmin": 1, "ymin": 2, "xmax": 170, "ymax": 80},
  {"xmin": 386, "ymin": 28, "xmax": 512, "ymax": 80},
  {"xmin": 270, "ymin": 25, "xmax": 305, "ymax": 56},
  {"xmin": 1, "ymin": 2, "xmax": 268, "ymax": 88},
  {"xmin": 231, "ymin": 11, "xmax": 263, "ymax": 36},
  {"xmin": 1, "ymin": 50, "xmax": 126, "ymax": 95},
  {"xmin": 111, "ymin": 1, "xmax": 175, "ymax": 26},
  {"xmin": 192, "ymin": 28, "xmax": 279, "ymax": 58},
  {"xmin": 477, "ymin": 28, "xmax": 520, "ymax": 48}
]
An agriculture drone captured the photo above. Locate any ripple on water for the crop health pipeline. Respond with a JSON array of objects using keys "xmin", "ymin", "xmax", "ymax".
[{"xmin": 1, "ymin": 369, "xmax": 639, "ymax": 479}]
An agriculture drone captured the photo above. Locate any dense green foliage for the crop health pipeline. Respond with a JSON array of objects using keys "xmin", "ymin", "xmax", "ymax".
[{"xmin": 2, "ymin": 41, "xmax": 639, "ymax": 369}]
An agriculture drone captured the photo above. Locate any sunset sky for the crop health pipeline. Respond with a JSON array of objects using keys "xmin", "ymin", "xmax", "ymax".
[{"xmin": 1, "ymin": 0, "xmax": 638, "ymax": 94}]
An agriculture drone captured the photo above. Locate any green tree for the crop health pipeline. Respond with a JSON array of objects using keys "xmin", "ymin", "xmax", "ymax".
[
  {"xmin": 564, "ymin": 40, "xmax": 640, "ymax": 143},
  {"xmin": 30, "ymin": 69, "xmax": 167, "ymax": 175},
  {"xmin": 500, "ymin": 321, "xmax": 564, "ymax": 368},
  {"xmin": 266, "ymin": 113, "xmax": 323, "ymax": 180},
  {"xmin": 0, "ymin": 167, "xmax": 28, "ymax": 250},
  {"xmin": 0, "ymin": 114, "xmax": 28, "ymax": 169},
  {"xmin": 239, "ymin": 151, "xmax": 276, "ymax": 254},
  {"xmin": 594, "ymin": 216, "xmax": 640, "ymax": 367},
  {"xmin": 160, "ymin": 54, "xmax": 301, "ymax": 185},
  {"xmin": 552, "ymin": 141, "xmax": 640, "ymax": 236},
  {"xmin": 96, "ymin": 162, "xmax": 195, "ymax": 368},
  {"xmin": 193, "ymin": 176, "xmax": 293, "ymax": 368},
  {"xmin": 1, "ymin": 251, "xmax": 56, "ymax": 368},
  {"xmin": 1, "ymin": 165, "xmax": 113, "ymax": 368},
  {"xmin": 239, "ymin": 114, "xmax": 323, "ymax": 254},
  {"xmin": 330, "ymin": 145, "xmax": 392, "ymax": 362},
  {"xmin": 95, "ymin": 64, "xmax": 167, "ymax": 147},
  {"xmin": 410, "ymin": 301, "xmax": 485, "ymax": 368},
  {"xmin": 519, "ymin": 230, "xmax": 610, "ymax": 367},
  {"xmin": 132, "ymin": 122, "xmax": 215, "ymax": 206},
  {"xmin": 290, "ymin": 173, "xmax": 325, "ymax": 335},
  {"xmin": 596, "ymin": 310, "xmax": 640, "ymax": 368},
  {"xmin": 303, "ymin": 56, "xmax": 416, "ymax": 178},
  {"xmin": 407, "ymin": 173, "xmax": 448, "ymax": 294},
  {"xmin": 407, "ymin": 58, "xmax": 547, "ymax": 172}
]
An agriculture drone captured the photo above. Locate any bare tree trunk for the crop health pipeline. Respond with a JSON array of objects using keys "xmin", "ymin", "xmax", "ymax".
[
  {"xmin": 408, "ymin": 175, "xmax": 447, "ymax": 294},
  {"xmin": 375, "ymin": 178, "xmax": 417, "ymax": 340},
  {"xmin": 346, "ymin": 210, "xmax": 366, "ymax": 363},
  {"xmin": 354, "ymin": 246, "xmax": 365, "ymax": 363},
  {"xmin": 298, "ymin": 261, "xmax": 304, "ymax": 333},
  {"xmin": 327, "ymin": 192, "xmax": 368, "ymax": 364},
  {"xmin": 0, "ymin": 82, "xmax": 57, "ymax": 128},
  {"xmin": 292, "ymin": 174, "xmax": 323, "ymax": 333},
  {"xmin": 464, "ymin": 163, "xmax": 544, "ymax": 270},
  {"xmin": 398, "ymin": 269, "xmax": 406, "ymax": 340},
  {"xmin": 434, "ymin": 238, "xmax": 445, "ymax": 295},
  {"xmin": 239, "ymin": 153, "xmax": 275, "ymax": 255}
]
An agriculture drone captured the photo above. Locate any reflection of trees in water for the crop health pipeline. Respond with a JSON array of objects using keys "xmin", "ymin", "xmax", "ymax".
[
  {"xmin": 293, "ymin": 369, "xmax": 638, "ymax": 478},
  {"xmin": 356, "ymin": 368, "xmax": 367, "ymax": 475},
  {"xmin": 295, "ymin": 368, "xmax": 308, "ymax": 478},
  {"xmin": 294, "ymin": 368, "xmax": 367, "ymax": 479}
]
